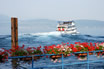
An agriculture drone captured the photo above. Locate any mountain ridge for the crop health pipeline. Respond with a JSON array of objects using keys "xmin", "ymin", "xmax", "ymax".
[{"xmin": 0, "ymin": 15, "xmax": 104, "ymax": 36}]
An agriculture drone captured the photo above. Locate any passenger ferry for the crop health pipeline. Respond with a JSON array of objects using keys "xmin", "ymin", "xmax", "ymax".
[{"xmin": 56, "ymin": 21, "xmax": 79, "ymax": 35}]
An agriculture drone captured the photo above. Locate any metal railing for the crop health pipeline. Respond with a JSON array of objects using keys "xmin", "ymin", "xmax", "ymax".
[{"xmin": 8, "ymin": 50, "xmax": 104, "ymax": 69}]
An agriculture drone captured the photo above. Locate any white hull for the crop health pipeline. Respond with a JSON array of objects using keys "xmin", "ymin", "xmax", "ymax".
[{"xmin": 57, "ymin": 31, "xmax": 79, "ymax": 35}]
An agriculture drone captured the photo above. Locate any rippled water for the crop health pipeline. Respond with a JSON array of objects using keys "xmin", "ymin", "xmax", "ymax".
[
  {"xmin": 0, "ymin": 31, "xmax": 104, "ymax": 49},
  {"xmin": 0, "ymin": 31, "xmax": 104, "ymax": 69}
]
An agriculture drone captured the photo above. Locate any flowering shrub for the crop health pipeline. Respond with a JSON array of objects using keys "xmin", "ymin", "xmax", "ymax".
[
  {"xmin": 10, "ymin": 45, "xmax": 27, "ymax": 56},
  {"xmin": 43, "ymin": 43, "xmax": 72, "ymax": 56},
  {"xmin": 94, "ymin": 43, "xmax": 104, "ymax": 56},
  {"xmin": 32, "ymin": 46, "xmax": 43, "ymax": 55},
  {"xmin": 72, "ymin": 42, "xmax": 95, "ymax": 52},
  {"xmin": 10, "ymin": 45, "xmax": 43, "ymax": 56},
  {"xmin": 0, "ymin": 48, "xmax": 8, "ymax": 62},
  {"xmin": 0, "ymin": 42, "xmax": 104, "ymax": 62},
  {"xmin": 95, "ymin": 43, "xmax": 104, "ymax": 50},
  {"xmin": 26, "ymin": 46, "xmax": 43, "ymax": 55},
  {"xmin": 43, "ymin": 45, "xmax": 61, "ymax": 54}
]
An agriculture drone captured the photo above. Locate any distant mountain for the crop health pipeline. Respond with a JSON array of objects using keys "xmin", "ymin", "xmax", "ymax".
[
  {"xmin": 75, "ymin": 20, "xmax": 104, "ymax": 27},
  {"xmin": 0, "ymin": 15, "xmax": 104, "ymax": 36},
  {"xmin": 75, "ymin": 20, "xmax": 104, "ymax": 36}
]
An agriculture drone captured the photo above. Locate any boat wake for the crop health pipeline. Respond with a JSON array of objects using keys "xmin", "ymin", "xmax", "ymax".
[
  {"xmin": 0, "ymin": 31, "xmax": 104, "ymax": 49},
  {"xmin": 29, "ymin": 31, "xmax": 62, "ymax": 36}
]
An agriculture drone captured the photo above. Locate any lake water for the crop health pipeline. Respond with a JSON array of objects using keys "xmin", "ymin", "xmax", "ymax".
[{"xmin": 0, "ymin": 32, "xmax": 104, "ymax": 69}]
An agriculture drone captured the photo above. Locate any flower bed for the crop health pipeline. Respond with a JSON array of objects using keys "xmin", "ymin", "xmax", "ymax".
[
  {"xmin": 94, "ymin": 43, "xmax": 104, "ymax": 57},
  {"xmin": 43, "ymin": 43, "xmax": 72, "ymax": 59},
  {"xmin": 0, "ymin": 42, "xmax": 104, "ymax": 62},
  {"xmin": 0, "ymin": 48, "xmax": 8, "ymax": 62},
  {"xmin": 9, "ymin": 45, "xmax": 43, "ymax": 61}
]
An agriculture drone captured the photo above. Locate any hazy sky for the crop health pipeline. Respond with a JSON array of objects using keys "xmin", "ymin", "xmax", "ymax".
[{"xmin": 0, "ymin": 0, "xmax": 104, "ymax": 21}]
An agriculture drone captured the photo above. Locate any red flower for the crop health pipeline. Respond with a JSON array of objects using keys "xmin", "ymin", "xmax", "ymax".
[
  {"xmin": 73, "ymin": 47, "xmax": 78, "ymax": 52},
  {"xmin": 70, "ymin": 44, "xmax": 74, "ymax": 49},
  {"xmin": 56, "ymin": 45, "xmax": 61, "ymax": 48},
  {"xmin": 67, "ymin": 42, "xmax": 69, "ymax": 44},
  {"xmin": 39, "ymin": 46, "xmax": 41, "ymax": 48},
  {"xmin": 90, "ymin": 43, "xmax": 93, "ymax": 47},
  {"xmin": 96, "ymin": 47, "xmax": 99, "ymax": 49},
  {"xmin": 21, "ymin": 45, "xmax": 25, "ymax": 49},
  {"xmin": 94, "ymin": 43, "xmax": 98, "ymax": 46},
  {"xmin": 78, "ymin": 47, "xmax": 82, "ymax": 51},
  {"xmin": 88, "ymin": 46, "xmax": 91, "ymax": 50},
  {"xmin": 33, "ymin": 47, "xmax": 36, "ymax": 50},
  {"xmin": 46, "ymin": 56, "xmax": 48, "ymax": 58},
  {"xmin": 50, "ymin": 52, "xmax": 52, "ymax": 54},
  {"xmin": 97, "ymin": 52, "xmax": 100, "ymax": 56},
  {"xmin": 75, "ymin": 42, "xmax": 80, "ymax": 44}
]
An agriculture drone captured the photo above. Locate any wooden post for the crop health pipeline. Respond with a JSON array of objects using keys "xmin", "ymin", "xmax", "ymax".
[{"xmin": 11, "ymin": 17, "xmax": 18, "ymax": 49}]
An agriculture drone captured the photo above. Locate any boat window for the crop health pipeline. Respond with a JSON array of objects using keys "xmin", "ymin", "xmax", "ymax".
[
  {"xmin": 58, "ymin": 27, "xmax": 65, "ymax": 28},
  {"xmin": 63, "ymin": 22, "xmax": 72, "ymax": 24},
  {"xmin": 62, "ymin": 27, "xmax": 65, "ymax": 28}
]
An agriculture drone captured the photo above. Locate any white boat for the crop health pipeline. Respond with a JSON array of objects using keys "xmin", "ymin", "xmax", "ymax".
[{"xmin": 56, "ymin": 21, "xmax": 79, "ymax": 35}]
